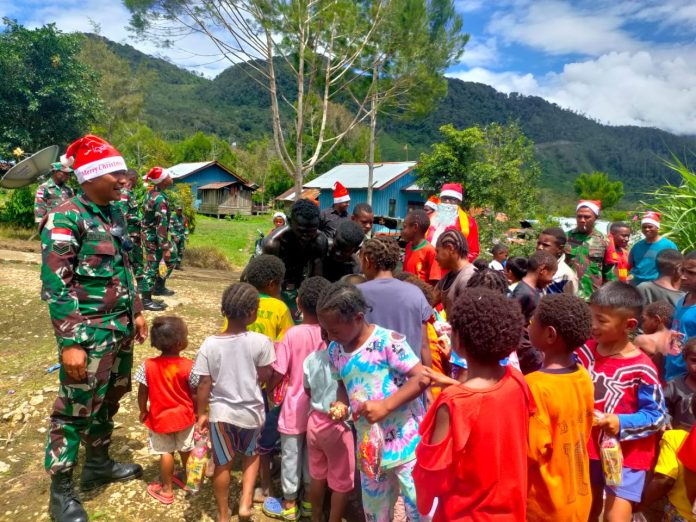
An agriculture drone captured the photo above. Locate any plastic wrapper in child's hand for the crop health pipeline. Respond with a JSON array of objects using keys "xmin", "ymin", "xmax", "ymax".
[
  {"xmin": 600, "ymin": 433, "xmax": 623, "ymax": 486},
  {"xmin": 329, "ymin": 401, "xmax": 348, "ymax": 421},
  {"xmin": 358, "ymin": 423, "xmax": 384, "ymax": 480},
  {"xmin": 186, "ymin": 431, "xmax": 210, "ymax": 493}
]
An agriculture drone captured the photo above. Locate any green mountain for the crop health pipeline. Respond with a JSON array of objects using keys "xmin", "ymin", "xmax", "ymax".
[{"xmin": 98, "ymin": 36, "xmax": 695, "ymax": 200}]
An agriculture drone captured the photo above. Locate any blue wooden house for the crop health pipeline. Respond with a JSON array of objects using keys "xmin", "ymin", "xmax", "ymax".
[
  {"xmin": 303, "ymin": 162, "xmax": 425, "ymax": 220},
  {"xmin": 169, "ymin": 161, "xmax": 257, "ymax": 217}
]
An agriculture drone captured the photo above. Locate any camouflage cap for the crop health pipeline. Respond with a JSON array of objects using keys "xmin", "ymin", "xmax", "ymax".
[{"xmin": 52, "ymin": 162, "xmax": 73, "ymax": 174}]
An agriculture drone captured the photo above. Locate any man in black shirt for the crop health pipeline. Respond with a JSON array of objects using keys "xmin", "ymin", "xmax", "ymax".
[
  {"xmin": 319, "ymin": 181, "xmax": 350, "ymax": 239},
  {"xmin": 323, "ymin": 220, "xmax": 365, "ymax": 282}
]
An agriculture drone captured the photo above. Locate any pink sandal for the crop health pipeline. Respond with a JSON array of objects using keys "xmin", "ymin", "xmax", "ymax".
[
  {"xmin": 147, "ymin": 482, "xmax": 174, "ymax": 505},
  {"xmin": 171, "ymin": 472, "xmax": 190, "ymax": 492}
]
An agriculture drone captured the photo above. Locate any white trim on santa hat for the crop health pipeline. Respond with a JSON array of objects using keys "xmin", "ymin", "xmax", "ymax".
[
  {"xmin": 334, "ymin": 194, "xmax": 350, "ymax": 204},
  {"xmin": 440, "ymin": 189, "xmax": 463, "ymax": 201},
  {"xmin": 576, "ymin": 201, "xmax": 600, "ymax": 216},
  {"xmin": 74, "ymin": 156, "xmax": 128, "ymax": 183},
  {"xmin": 424, "ymin": 200, "xmax": 438, "ymax": 211},
  {"xmin": 150, "ymin": 169, "xmax": 171, "ymax": 185},
  {"xmin": 641, "ymin": 215, "xmax": 660, "ymax": 229}
]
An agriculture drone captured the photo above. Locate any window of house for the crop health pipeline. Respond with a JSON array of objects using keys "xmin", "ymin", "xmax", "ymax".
[{"xmin": 388, "ymin": 198, "xmax": 396, "ymax": 217}]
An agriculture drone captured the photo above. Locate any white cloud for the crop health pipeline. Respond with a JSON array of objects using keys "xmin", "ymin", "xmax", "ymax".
[
  {"xmin": 458, "ymin": 37, "xmax": 498, "ymax": 67},
  {"xmin": 447, "ymin": 48, "xmax": 696, "ymax": 135},
  {"xmin": 489, "ymin": 0, "xmax": 638, "ymax": 56}
]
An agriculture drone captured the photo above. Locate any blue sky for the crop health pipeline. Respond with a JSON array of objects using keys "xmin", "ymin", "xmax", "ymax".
[{"xmin": 3, "ymin": 0, "xmax": 696, "ymax": 135}]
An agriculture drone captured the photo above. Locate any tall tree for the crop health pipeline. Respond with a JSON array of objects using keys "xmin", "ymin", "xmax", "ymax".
[
  {"xmin": 124, "ymin": 0, "xmax": 388, "ymax": 200},
  {"xmin": 360, "ymin": 0, "xmax": 467, "ymax": 203},
  {"xmin": 0, "ymin": 20, "xmax": 103, "ymax": 155},
  {"xmin": 417, "ymin": 122, "xmax": 540, "ymax": 220},
  {"xmin": 573, "ymin": 171, "xmax": 624, "ymax": 209}
]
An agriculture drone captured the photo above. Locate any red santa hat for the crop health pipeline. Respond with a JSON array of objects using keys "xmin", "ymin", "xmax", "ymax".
[
  {"xmin": 440, "ymin": 183, "xmax": 463, "ymax": 202},
  {"xmin": 143, "ymin": 166, "xmax": 171, "ymax": 185},
  {"xmin": 60, "ymin": 135, "xmax": 127, "ymax": 184},
  {"xmin": 333, "ymin": 181, "xmax": 350, "ymax": 204},
  {"xmin": 641, "ymin": 211, "xmax": 661, "ymax": 229},
  {"xmin": 424, "ymin": 196, "xmax": 440, "ymax": 211},
  {"xmin": 576, "ymin": 199, "xmax": 601, "ymax": 216}
]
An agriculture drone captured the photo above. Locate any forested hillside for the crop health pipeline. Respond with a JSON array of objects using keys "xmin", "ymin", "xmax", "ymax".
[{"xmin": 96, "ymin": 35, "xmax": 695, "ymax": 200}]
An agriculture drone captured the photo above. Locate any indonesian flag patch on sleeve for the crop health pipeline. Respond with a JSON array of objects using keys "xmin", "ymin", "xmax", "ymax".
[{"xmin": 51, "ymin": 227, "xmax": 74, "ymax": 242}]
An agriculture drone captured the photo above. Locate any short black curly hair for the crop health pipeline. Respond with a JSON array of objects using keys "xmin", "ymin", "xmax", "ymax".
[
  {"xmin": 528, "ymin": 250, "xmax": 558, "ymax": 272},
  {"xmin": 298, "ymin": 276, "xmax": 332, "ymax": 316},
  {"xmin": 244, "ymin": 254, "xmax": 286, "ymax": 292},
  {"xmin": 221, "ymin": 282, "xmax": 259, "ymax": 321},
  {"xmin": 506, "ymin": 256, "xmax": 528, "ymax": 280},
  {"xmin": 436, "ymin": 229, "xmax": 468, "ymax": 258},
  {"xmin": 491, "ymin": 243, "xmax": 509, "ymax": 255},
  {"xmin": 466, "ymin": 267, "xmax": 509, "ymax": 295},
  {"xmin": 535, "ymin": 294, "xmax": 592, "ymax": 351},
  {"xmin": 290, "ymin": 198, "xmax": 320, "ymax": 223},
  {"xmin": 150, "ymin": 315, "xmax": 188, "ymax": 352},
  {"xmin": 317, "ymin": 281, "xmax": 370, "ymax": 320},
  {"xmin": 449, "ymin": 287, "xmax": 524, "ymax": 364},
  {"xmin": 644, "ymin": 300, "xmax": 675, "ymax": 328},
  {"xmin": 396, "ymin": 272, "xmax": 436, "ymax": 306},
  {"xmin": 335, "ymin": 220, "xmax": 365, "ymax": 250},
  {"xmin": 590, "ymin": 281, "xmax": 642, "ymax": 319},
  {"xmin": 404, "ymin": 209, "xmax": 430, "ymax": 234},
  {"xmin": 360, "ymin": 237, "xmax": 401, "ymax": 272}
]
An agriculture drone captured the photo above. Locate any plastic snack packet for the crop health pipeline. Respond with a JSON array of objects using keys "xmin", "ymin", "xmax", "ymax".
[
  {"xmin": 158, "ymin": 260, "xmax": 168, "ymax": 277},
  {"xmin": 186, "ymin": 431, "xmax": 209, "ymax": 493},
  {"xmin": 599, "ymin": 432, "xmax": 623, "ymax": 486},
  {"xmin": 358, "ymin": 423, "xmax": 384, "ymax": 480},
  {"xmin": 271, "ymin": 374, "xmax": 289, "ymax": 406}
]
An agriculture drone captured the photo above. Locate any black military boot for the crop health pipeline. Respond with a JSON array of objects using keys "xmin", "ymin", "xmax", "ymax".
[
  {"xmin": 49, "ymin": 470, "xmax": 88, "ymax": 522},
  {"xmin": 80, "ymin": 444, "xmax": 143, "ymax": 491},
  {"xmin": 174, "ymin": 263, "xmax": 183, "ymax": 271},
  {"xmin": 141, "ymin": 291, "xmax": 167, "ymax": 311},
  {"xmin": 152, "ymin": 277, "xmax": 175, "ymax": 296}
]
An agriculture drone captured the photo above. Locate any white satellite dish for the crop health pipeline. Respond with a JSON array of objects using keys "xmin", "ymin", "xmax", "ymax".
[{"xmin": 0, "ymin": 145, "xmax": 59, "ymax": 189}]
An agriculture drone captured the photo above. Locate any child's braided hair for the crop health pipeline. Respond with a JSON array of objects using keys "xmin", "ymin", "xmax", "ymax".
[
  {"xmin": 436, "ymin": 229, "xmax": 468, "ymax": 258},
  {"xmin": 361, "ymin": 236, "xmax": 401, "ymax": 271},
  {"xmin": 466, "ymin": 267, "xmax": 509, "ymax": 295},
  {"xmin": 317, "ymin": 281, "xmax": 371, "ymax": 320},
  {"xmin": 221, "ymin": 282, "xmax": 259, "ymax": 321}
]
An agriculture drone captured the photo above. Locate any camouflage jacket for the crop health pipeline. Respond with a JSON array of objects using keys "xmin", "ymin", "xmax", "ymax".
[
  {"xmin": 565, "ymin": 228, "xmax": 617, "ymax": 300},
  {"xmin": 170, "ymin": 212, "xmax": 186, "ymax": 241},
  {"xmin": 142, "ymin": 188, "xmax": 170, "ymax": 250},
  {"xmin": 114, "ymin": 188, "xmax": 141, "ymax": 237},
  {"xmin": 34, "ymin": 178, "xmax": 75, "ymax": 223},
  {"xmin": 39, "ymin": 194, "xmax": 143, "ymax": 349}
]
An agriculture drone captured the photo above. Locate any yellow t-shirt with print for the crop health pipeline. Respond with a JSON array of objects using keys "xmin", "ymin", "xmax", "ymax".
[
  {"xmin": 654, "ymin": 429, "xmax": 691, "ymax": 520},
  {"xmin": 247, "ymin": 294, "xmax": 294, "ymax": 341}
]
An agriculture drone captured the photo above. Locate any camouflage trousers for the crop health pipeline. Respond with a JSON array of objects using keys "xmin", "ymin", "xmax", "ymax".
[
  {"xmin": 45, "ymin": 328, "xmax": 134, "ymax": 474},
  {"xmin": 141, "ymin": 243, "xmax": 177, "ymax": 292},
  {"xmin": 172, "ymin": 237, "xmax": 185, "ymax": 266}
]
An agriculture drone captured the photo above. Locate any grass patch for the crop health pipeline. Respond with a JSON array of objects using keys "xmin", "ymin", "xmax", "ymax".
[
  {"xmin": 0, "ymin": 223, "xmax": 36, "ymax": 241},
  {"xmin": 187, "ymin": 214, "xmax": 269, "ymax": 269}
]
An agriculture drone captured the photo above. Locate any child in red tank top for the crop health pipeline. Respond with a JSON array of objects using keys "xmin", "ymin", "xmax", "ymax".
[{"xmin": 135, "ymin": 316, "xmax": 198, "ymax": 505}]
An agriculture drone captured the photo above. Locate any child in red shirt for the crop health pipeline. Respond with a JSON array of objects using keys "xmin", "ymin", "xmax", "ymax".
[
  {"xmin": 414, "ymin": 288, "xmax": 535, "ymax": 521},
  {"xmin": 136, "ymin": 316, "xmax": 198, "ymax": 505},
  {"xmin": 402, "ymin": 209, "xmax": 441, "ymax": 285}
]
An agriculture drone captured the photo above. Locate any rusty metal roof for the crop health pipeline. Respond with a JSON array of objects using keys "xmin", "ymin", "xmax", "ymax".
[{"xmin": 198, "ymin": 181, "xmax": 238, "ymax": 190}]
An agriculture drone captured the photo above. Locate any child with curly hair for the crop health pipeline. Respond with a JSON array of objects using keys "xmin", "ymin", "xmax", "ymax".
[
  {"xmin": 194, "ymin": 282, "xmax": 276, "ymax": 522},
  {"xmin": 136, "ymin": 316, "xmax": 198, "ymax": 505},
  {"xmin": 401, "ymin": 209, "xmax": 441, "ymax": 285},
  {"xmin": 525, "ymin": 294, "xmax": 595, "ymax": 521},
  {"xmin": 317, "ymin": 282, "xmax": 429, "ymax": 522},
  {"xmin": 413, "ymin": 288, "xmax": 534, "ymax": 521},
  {"xmin": 263, "ymin": 276, "xmax": 332, "ymax": 521}
]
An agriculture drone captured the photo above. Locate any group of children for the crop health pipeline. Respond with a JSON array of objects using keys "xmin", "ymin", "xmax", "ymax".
[{"xmin": 133, "ymin": 210, "xmax": 696, "ymax": 522}]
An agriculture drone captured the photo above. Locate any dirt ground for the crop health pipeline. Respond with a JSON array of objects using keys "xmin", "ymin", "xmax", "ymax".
[{"xmin": 0, "ymin": 262, "xmax": 283, "ymax": 521}]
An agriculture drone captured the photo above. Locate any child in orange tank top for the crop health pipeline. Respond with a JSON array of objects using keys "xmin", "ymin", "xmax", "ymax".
[{"xmin": 135, "ymin": 316, "xmax": 198, "ymax": 505}]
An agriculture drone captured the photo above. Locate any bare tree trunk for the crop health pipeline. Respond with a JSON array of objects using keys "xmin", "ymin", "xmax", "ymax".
[{"xmin": 367, "ymin": 64, "xmax": 379, "ymax": 205}]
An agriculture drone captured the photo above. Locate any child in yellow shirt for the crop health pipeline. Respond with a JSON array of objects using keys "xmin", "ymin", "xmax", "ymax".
[{"xmin": 526, "ymin": 293, "xmax": 595, "ymax": 521}]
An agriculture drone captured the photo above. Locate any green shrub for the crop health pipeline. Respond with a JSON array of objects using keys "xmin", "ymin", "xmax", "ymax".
[
  {"xmin": 0, "ymin": 186, "xmax": 35, "ymax": 228},
  {"xmin": 184, "ymin": 246, "xmax": 232, "ymax": 271}
]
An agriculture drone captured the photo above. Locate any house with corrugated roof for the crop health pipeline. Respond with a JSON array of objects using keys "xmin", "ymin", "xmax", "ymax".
[
  {"xmin": 169, "ymin": 161, "xmax": 257, "ymax": 217},
  {"xmin": 303, "ymin": 161, "xmax": 425, "ymax": 219}
]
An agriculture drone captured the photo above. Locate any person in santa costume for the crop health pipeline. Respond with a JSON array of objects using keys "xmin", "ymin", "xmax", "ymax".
[
  {"xmin": 426, "ymin": 183, "xmax": 479, "ymax": 261},
  {"xmin": 319, "ymin": 181, "xmax": 351, "ymax": 239},
  {"xmin": 629, "ymin": 211, "xmax": 678, "ymax": 285},
  {"xmin": 565, "ymin": 200, "xmax": 617, "ymax": 300}
]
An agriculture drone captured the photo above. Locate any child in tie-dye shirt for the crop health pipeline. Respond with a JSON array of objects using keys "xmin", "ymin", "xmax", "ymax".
[{"xmin": 316, "ymin": 281, "xmax": 429, "ymax": 522}]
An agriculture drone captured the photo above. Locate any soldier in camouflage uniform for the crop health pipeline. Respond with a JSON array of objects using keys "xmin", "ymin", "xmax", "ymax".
[
  {"xmin": 40, "ymin": 135, "xmax": 148, "ymax": 522},
  {"xmin": 141, "ymin": 166, "xmax": 174, "ymax": 306},
  {"xmin": 113, "ymin": 169, "xmax": 145, "ymax": 284},
  {"xmin": 565, "ymin": 200, "xmax": 617, "ymax": 300},
  {"xmin": 170, "ymin": 206, "xmax": 187, "ymax": 270},
  {"xmin": 34, "ymin": 162, "xmax": 75, "ymax": 224}
]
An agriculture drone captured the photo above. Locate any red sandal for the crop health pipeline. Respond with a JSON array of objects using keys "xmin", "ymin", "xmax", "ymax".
[{"xmin": 147, "ymin": 482, "xmax": 174, "ymax": 505}]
